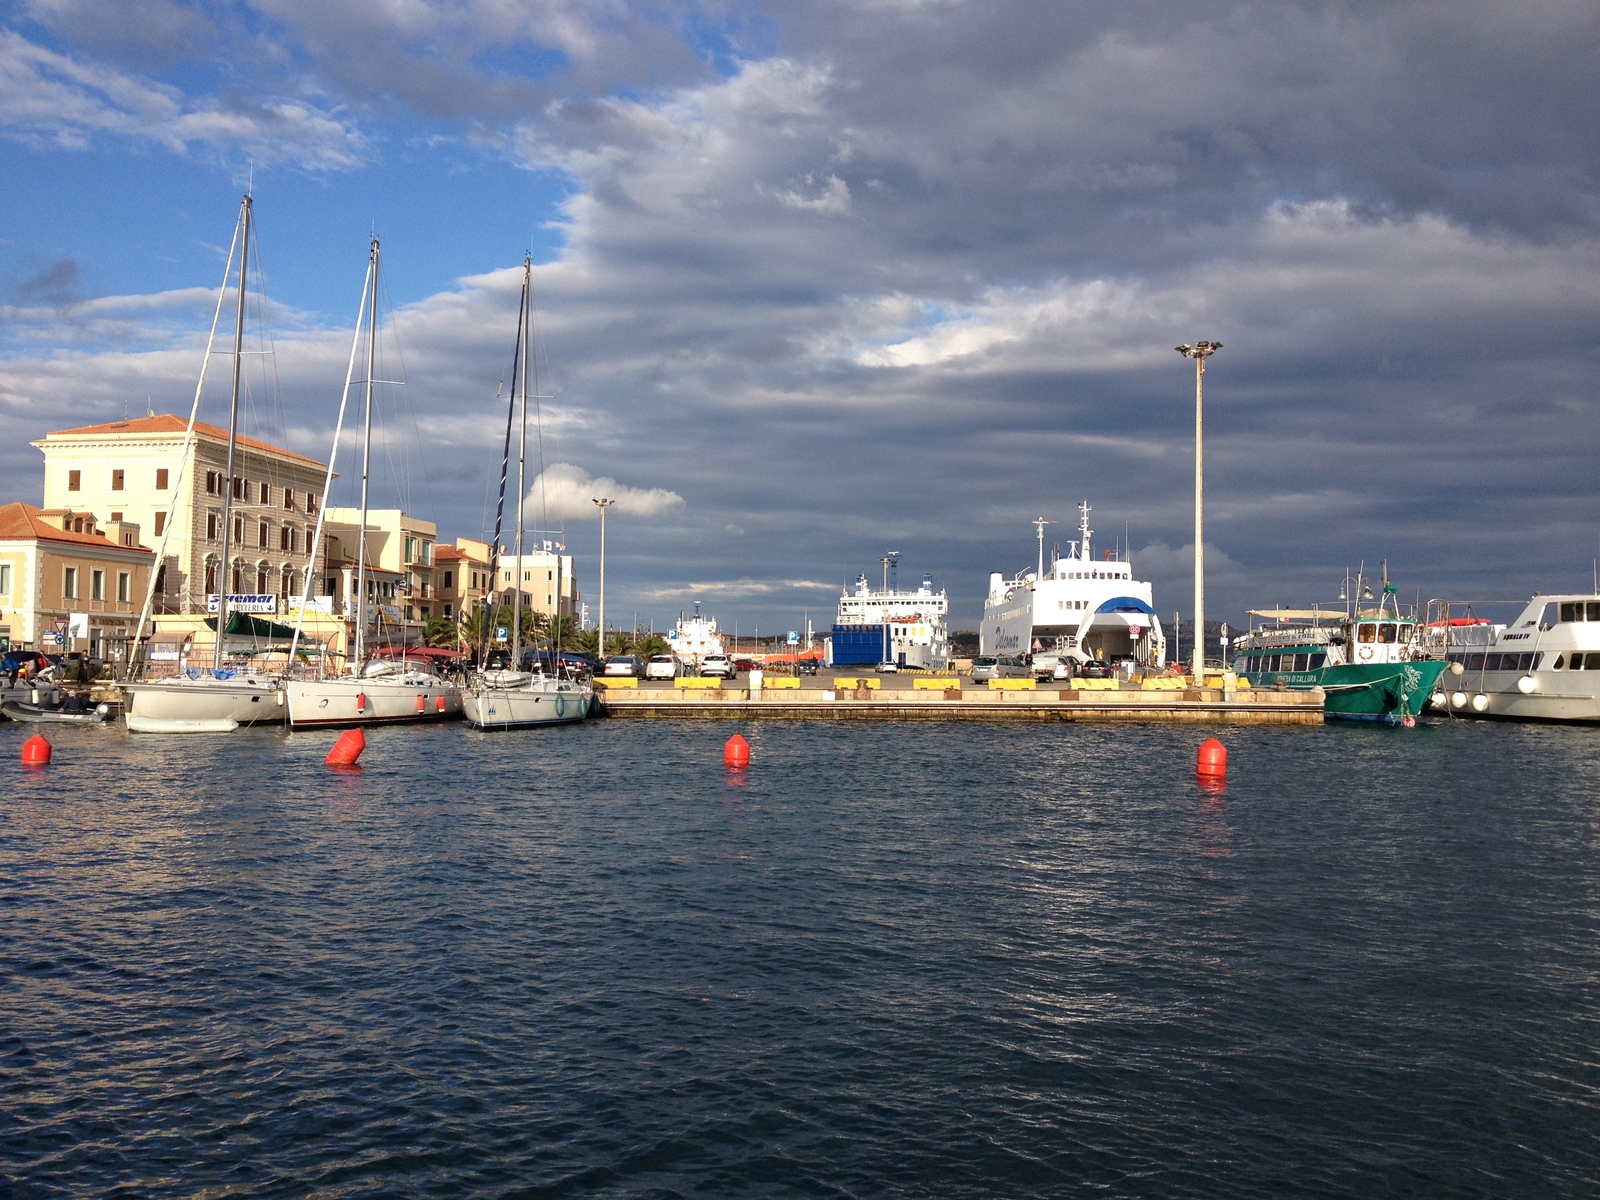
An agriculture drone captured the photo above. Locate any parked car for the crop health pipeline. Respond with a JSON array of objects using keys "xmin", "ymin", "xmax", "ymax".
[
  {"xmin": 700, "ymin": 653, "xmax": 736, "ymax": 678},
  {"xmin": 875, "ymin": 660, "xmax": 900, "ymax": 673},
  {"xmin": 733, "ymin": 658, "xmax": 757, "ymax": 673},
  {"xmin": 795, "ymin": 658, "xmax": 819, "ymax": 675},
  {"xmin": 603, "ymin": 654, "xmax": 646, "ymax": 678},
  {"xmin": 644, "ymin": 654, "xmax": 681, "ymax": 679},
  {"xmin": 970, "ymin": 655, "xmax": 1000, "ymax": 681},
  {"xmin": 1076, "ymin": 658, "xmax": 1114, "ymax": 679}
]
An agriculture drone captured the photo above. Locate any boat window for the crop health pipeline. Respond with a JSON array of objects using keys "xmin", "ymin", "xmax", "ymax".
[
  {"xmin": 1588, "ymin": 653, "xmax": 1600, "ymax": 670},
  {"xmin": 1377, "ymin": 623, "xmax": 1397, "ymax": 644},
  {"xmin": 1553, "ymin": 655, "xmax": 1564, "ymax": 669},
  {"xmin": 1589, "ymin": 602, "xmax": 1600, "ymax": 621},
  {"xmin": 1310, "ymin": 653, "xmax": 1327, "ymax": 669},
  {"xmin": 1357, "ymin": 623, "xmax": 1376, "ymax": 643},
  {"xmin": 1560, "ymin": 602, "xmax": 1581, "ymax": 622},
  {"xmin": 1466, "ymin": 654, "xmax": 1484, "ymax": 671},
  {"xmin": 1531, "ymin": 653, "xmax": 1543, "ymax": 670},
  {"xmin": 1293, "ymin": 653, "xmax": 1308, "ymax": 670},
  {"xmin": 1572, "ymin": 655, "xmax": 1586, "ymax": 671}
]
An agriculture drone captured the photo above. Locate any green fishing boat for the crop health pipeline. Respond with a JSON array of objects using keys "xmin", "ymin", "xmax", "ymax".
[{"xmin": 1233, "ymin": 574, "xmax": 1447, "ymax": 726}]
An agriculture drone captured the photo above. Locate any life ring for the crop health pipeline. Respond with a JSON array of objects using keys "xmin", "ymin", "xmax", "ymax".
[
  {"xmin": 1359, "ymin": 646, "xmax": 1373, "ymax": 661},
  {"xmin": 555, "ymin": 694, "xmax": 566, "ymax": 718}
]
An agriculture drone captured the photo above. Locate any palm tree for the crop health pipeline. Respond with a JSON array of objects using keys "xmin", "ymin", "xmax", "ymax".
[{"xmin": 423, "ymin": 616, "xmax": 459, "ymax": 649}]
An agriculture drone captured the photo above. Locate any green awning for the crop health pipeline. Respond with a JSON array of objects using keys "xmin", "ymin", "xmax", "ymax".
[{"xmin": 204, "ymin": 612, "xmax": 302, "ymax": 641}]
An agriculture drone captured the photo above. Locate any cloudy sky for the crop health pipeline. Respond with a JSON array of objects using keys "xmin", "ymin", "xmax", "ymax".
[{"xmin": 2, "ymin": 0, "xmax": 1597, "ymax": 635}]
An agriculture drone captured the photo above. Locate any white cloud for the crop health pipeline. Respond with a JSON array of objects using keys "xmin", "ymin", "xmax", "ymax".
[
  {"xmin": 524, "ymin": 462, "xmax": 684, "ymax": 522},
  {"xmin": 0, "ymin": 29, "xmax": 367, "ymax": 168}
]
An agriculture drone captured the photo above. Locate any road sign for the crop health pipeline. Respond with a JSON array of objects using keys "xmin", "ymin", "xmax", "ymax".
[
  {"xmin": 49, "ymin": 633, "xmax": 65, "ymax": 646},
  {"xmin": 496, "ymin": 626, "xmax": 508, "ymax": 640},
  {"xmin": 786, "ymin": 631, "xmax": 799, "ymax": 645}
]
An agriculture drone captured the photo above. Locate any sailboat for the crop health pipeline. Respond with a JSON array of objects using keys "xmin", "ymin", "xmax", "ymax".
[
  {"xmin": 123, "ymin": 193, "xmax": 289, "ymax": 731},
  {"xmin": 284, "ymin": 236, "xmax": 463, "ymax": 729},
  {"xmin": 462, "ymin": 255, "xmax": 593, "ymax": 730}
]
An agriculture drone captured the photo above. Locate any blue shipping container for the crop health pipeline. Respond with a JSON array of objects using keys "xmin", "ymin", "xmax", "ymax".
[{"xmin": 831, "ymin": 624, "xmax": 891, "ymax": 666}]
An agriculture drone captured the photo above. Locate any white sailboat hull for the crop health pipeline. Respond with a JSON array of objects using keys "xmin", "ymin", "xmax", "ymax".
[
  {"xmin": 462, "ymin": 676, "xmax": 593, "ymax": 729},
  {"xmin": 286, "ymin": 673, "xmax": 463, "ymax": 728},
  {"xmin": 123, "ymin": 675, "xmax": 285, "ymax": 727}
]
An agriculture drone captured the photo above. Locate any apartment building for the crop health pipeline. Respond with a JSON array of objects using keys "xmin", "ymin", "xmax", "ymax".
[
  {"xmin": 0, "ymin": 502, "xmax": 154, "ymax": 657},
  {"xmin": 31, "ymin": 415, "xmax": 327, "ymax": 617},
  {"xmin": 493, "ymin": 547, "xmax": 580, "ymax": 621},
  {"xmin": 434, "ymin": 538, "xmax": 493, "ymax": 621},
  {"xmin": 322, "ymin": 509, "xmax": 439, "ymax": 631}
]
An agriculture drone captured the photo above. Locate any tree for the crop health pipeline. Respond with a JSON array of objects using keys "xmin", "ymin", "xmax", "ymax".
[
  {"xmin": 635, "ymin": 633, "xmax": 671, "ymax": 658},
  {"xmin": 423, "ymin": 616, "xmax": 459, "ymax": 649}
]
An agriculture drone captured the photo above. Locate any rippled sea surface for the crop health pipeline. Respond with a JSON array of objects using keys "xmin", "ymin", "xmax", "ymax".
[{"xmin": 3, "ymin": 716, "xmax": 1598, "ymax": 1197}]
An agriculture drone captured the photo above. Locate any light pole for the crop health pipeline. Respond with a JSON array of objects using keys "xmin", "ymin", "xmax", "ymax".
[
  {"xmin": 593, "ymin": 497, "xmax": 613, "ymax": 659},
  {"xmin": 1176, "ymin": 340, "xmax": 1221, "ymax": 679}
]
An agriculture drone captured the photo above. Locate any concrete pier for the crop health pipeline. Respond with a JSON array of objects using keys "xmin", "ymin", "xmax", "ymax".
[{"xmin": 596, "ymin": 677, "xmax": 1323, "ymax": 724}]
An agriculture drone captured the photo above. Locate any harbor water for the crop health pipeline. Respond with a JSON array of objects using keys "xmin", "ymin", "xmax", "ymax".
[{"xmin": 3, "ymin": 719, "xmax": 1597, "ymax": 1197}]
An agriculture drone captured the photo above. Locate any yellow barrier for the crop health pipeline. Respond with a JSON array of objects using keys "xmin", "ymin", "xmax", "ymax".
[
  {"xmin": 759, "ymin": 676, "xmax": 801, "ymax": 689},
  {"xmin": 1075, "ymin": 678, "xmax": 1121, "ymax": 690},
  {"xmin": 913, "ymin": 677, "xmax": 961, "ymax": 690},
  {"xmin": 1139, "ymin": 677, "xmax": 1186, "ymax": 690},
  {"xmin": 835, "ymin": 678, "xmax": 881, "ymax": 690},
  {"xmin": 675, "ymin": 677, "xmax": 723, "ymax": 689},
  {"xmin": 988, "ymin": 678, "xmax": 1036, "ymax": 690},
  {"xmin": 599, "ymin": 677, "xmax": 639, "ymax": 689}
]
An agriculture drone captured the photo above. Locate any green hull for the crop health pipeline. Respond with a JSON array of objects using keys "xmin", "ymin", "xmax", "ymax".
[{"xmin": 1241, "ymin": 659, "xmax": 1448, "ymax": 724}]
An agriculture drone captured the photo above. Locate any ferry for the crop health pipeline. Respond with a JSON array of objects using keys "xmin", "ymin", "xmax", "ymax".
[
  {"xmin": 1426, "ymin": 593, "xmax": 1600, "ymax": 722},
  {"xmin": 828, "ymin": 559, "xmax": 949, "ymax": 669},
  {"xmin": 1234, "ymin": 569, "xmax": 1447, "ymax": 725},
  {"xmin": 665, "ymin": 603, "xmax": 725, "ymax": 666},
  {"xmin": 980, "ymin": 502, "xmax": 1166, "ymax": 671}
]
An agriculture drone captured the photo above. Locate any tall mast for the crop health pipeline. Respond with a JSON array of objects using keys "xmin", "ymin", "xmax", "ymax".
[
  {"xmin": 354, "ymin": 236, "xmax": 379, "ymax": 672},
  {"xmin": 1078, "ymin": 499, "xmax": 1093, "ymax": 562},
  {"xmin": 511, "ymin": 256, "xmax": 531, "ymax": 668},
  {"xmin": 1032, "ymin": 517, "xmax": 1051, "ymax": 579},
  {"xmin": 214, "ymin": 192, "xmax": 251, "ymax": 669}
]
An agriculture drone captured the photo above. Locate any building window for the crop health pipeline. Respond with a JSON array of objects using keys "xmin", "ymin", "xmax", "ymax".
[
  {"xmin": 206, "ymin": 471, "xmax": 219, "ymax": 495},
  {"xmin": 404, "ymin": 536, "xmax": 416, "ymax": 563},
  {"xmin": 117, "ymin": 572, "xmax": 130, "ymax": 603},
  {"xmin": 405, "ymin": 604, "xmax": 414, "ymax": 620},
  {"xmin": 233, "ymin": 515, "xmax": 244, "ymax": 542},
  {"xmin": 68, "ymin": 469, "xmax": 81, "ymax": 491},
  {"xmin": 257, "ymin": 565, "xmax": 268, "ymax": 593},
  {"xmin": 444, "ymin": 602, "xmax": 453, "ymax": 617},
  {"xmin": 231, "ymin": 563, "xmax": 243, "ymax": 593},
  {"xmin": 207, "ymin": 513, "xmax": 219, "ymax": 541},
  {"xmin": 258, "ymin": 481, "xmax": 270, "ymax": 505},
  {"xmin": 0, "ymin": 563, "xmax": 10, "ymax": 595},
  {"xmin": 258, "ymin": 520, "xmax": 268, "ymax": 547},
  {"xmin": 154, "ymin": 565, "xmax": 166, "ymax": 594},
  {"xmin": 279, "ymin": 526, "xmax": 289, "ymax": 551},
  {"xmin": 156, "ymin": 467, "xmax": 169, "ymax": 490},
  {"xmin": 443, "ymin": 569, "xmax": 453, "ymax": 589},
  {"xmin": 154, "ymin": 512, "xmax": 166, "ymax": 537},
  {"xmin": 307, "ymin": 493, "xmax": 318, "ymax": 515},
  {"xmin": 205, "ymin": 562, "xmax": 217, "ymax": 594},
  {"xmin": 110, "ymin": 511, "xmax": 123, "ymax": 522},
  {"xmin": 232, "ymin": 477, "xmax": 244, "ymax": 500},
  {"xmin": 111, "ymin": 469, "xmax": 125, "ymax": 491},
  {"xmin": 64, "ymin": 566, "xmax": 78, "ymax": 599},
  {"xmin": 421, "ymin": 540, "xmax": 432, "ymax": 565}
]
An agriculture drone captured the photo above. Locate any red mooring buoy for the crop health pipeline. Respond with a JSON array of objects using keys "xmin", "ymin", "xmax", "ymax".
[
  {"xmin": 326, "ymin": 727, "xmax": 366, "ymax": 767},
  {"xmin": 21, "ymin": 733, "xmax": 52, "ymax": 767},
  {"xmin": 1196, "ymin": 736, "xmax": 1227, "ymax": 779},
  {"xmin": 723, "ymin": 733, "xmax": 750, "ymax": 768}
]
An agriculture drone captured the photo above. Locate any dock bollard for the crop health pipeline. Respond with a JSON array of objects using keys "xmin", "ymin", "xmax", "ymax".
[
  {"xmin": 1196, "ymin": 737, "xmax": 1227, "ymax": 779},
  {"xmin": 326, "ymin": 728, "xmax": 366, "ymax": 767},
  {"xmin": 21, "ymin": 734, "xmax": 52, "ymax": 767},
  {"xmin": 723, "ymin": 734, "xmax": 750, "ymax": 768}
]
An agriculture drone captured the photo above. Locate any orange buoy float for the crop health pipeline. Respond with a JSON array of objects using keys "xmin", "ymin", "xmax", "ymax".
[
  {"xmin": 723, "ymin": 733, "xmax": 750, "ymax": 767},
  {"xmin": 355, "ymin": 692, "xmax": 367, "ymax": 715},
  {"xmin": 21, "ymin": 734, "xmax": 52, "ymax": 767},
  {"xmin": 416, "ymin": 695, "xmax": 427, "ymax": 713},
  {"xmin": 436, "ymin": 695, "xmax": 447, "ymax": 712},
  {"xmin": 326, "ymin": 727, "xmax": 366, "ymax": 766},
  {"xmin": 1196, "ymin": 736, "xmax": 1227, "ymax": 779}
]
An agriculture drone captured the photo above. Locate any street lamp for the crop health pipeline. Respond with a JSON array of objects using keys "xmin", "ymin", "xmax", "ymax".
[
  {"xmin": 1176, "ymin": 340, "xmax": 1221, "ymax": 679},
  {"xmin": 593, "ymin": 497, "xmax": 614, "ymax": 659}
]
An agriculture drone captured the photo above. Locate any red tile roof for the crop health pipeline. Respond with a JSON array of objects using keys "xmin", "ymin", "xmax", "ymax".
[
  {"xmin": 0, "ymin": 502, "xmax": 154, "ymax": 553},
  {"xmin": 40, "ymin": 414, "xmax": 325, "ymax": 468}
]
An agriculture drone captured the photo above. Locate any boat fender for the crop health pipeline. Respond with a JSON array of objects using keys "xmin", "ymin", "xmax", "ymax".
[
  {"xmin": 555, "ymin": 694, "xmax": 565, "ymax": 718},
  {"xmin": 436, "ymin": 695, "xmax": 447, "ymax": 712},
  {"xmin": 1516, "ymin": 675, "xmax": 1537, "ymax": 695},
  {"xmin": 417, "ymin": 695, "xmax": 427, "ymax": 713},
  {"xmin": 356, "ymin": 692, "xmax": 367, "ymax": 715}
]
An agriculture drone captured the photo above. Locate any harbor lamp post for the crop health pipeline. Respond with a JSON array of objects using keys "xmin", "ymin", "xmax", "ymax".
[
  {"xmin": 1176, "ymin": 341, "xmax": 1221, "ymax": 680},
  {"xmin": 593, "ymin": 497, "xmax": 614, "ymax": 659}
]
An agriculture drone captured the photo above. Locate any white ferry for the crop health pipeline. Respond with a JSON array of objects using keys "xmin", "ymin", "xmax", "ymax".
[
  {"xmin": 828, "ymin": 562, "xmax": 950, "ymax": 669},
  {"xmin": 665, "ymin": 603, "xmax": 724, "ymax": 665},
  {"xmin": 981, "ymin": 502, "xmax": 1166, "ymax": 670},
  {"xmin": 1428, "ymin": 593, "xmax": 1600, "ymax": 722}
]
